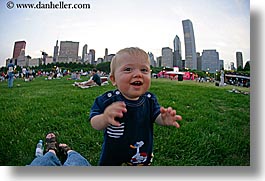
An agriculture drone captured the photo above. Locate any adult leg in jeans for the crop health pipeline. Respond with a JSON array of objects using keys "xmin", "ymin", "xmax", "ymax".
[
  {"xmin": 63, "ymin": 150, "xmax": 91, "ymax": 166},
  {"xmin": 29, "ymin": 151, "xmax": 62, "ymax": 166},
  {"xmin": 59, "ymin": 144, "xmax": 91, "ymax": 166}
]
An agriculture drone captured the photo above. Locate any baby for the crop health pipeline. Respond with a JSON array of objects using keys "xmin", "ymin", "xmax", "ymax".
[{"xmin": 89, "ymin": 47, "xmax": 182, "ymax": 166}]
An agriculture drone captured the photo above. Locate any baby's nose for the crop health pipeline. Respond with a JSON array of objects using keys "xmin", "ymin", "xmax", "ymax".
[{"xmin": 133, "ymin": 69, "xmax": 143, "ymax": 77}]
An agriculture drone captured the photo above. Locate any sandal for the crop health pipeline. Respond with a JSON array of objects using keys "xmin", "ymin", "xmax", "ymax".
[
  {"xmin": 59, "ymin": 144, "xmax": 72, "ymax": 155},
  {"xmin": 58, "ymin": 144, "xmax": 72, "ymax": 164},
  {"xmin": 45, "ymin": 132, "xmax": 59, "ymax": 154}
]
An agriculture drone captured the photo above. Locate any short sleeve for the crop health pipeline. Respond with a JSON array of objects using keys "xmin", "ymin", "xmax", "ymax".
[
  {"xmin": 89, "ymin": 91, "xmax": 115, "ymax": 121},
  {"xmin": 89, "ymin": 96, "xmax": 104, "ymax": 121},
  {"xmin": 145, "ymin": 92, "xmax": 161, "ymax": 122}
]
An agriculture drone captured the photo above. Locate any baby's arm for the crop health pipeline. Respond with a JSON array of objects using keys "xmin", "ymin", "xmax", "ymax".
[
  {"xmin": 155, "ymin": 107, "xmax": 182, "ymax": 128},
  {"xmin": 90, "ymin": 101, "xmax": 127, "ymax": 130}
]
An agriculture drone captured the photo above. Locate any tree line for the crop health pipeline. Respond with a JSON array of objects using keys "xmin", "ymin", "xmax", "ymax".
[
  {"xmin": 0, "ymin": 62, "xmax": 111, "ymax": 74},
  {"xmin": 1, "ymin": 61, "xmax": 250, "ymax": 78}
]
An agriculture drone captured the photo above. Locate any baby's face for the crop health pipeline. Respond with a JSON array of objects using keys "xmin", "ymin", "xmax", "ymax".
[{"xmin": 111, "ymin": 53, "xmax": 151, "ymax": 100}]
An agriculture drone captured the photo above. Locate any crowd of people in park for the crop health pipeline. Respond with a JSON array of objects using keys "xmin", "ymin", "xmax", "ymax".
[
  {"xmin": 1, "ymin": 64, "xmax": 39, "ymax": 84},
  {"xmin": 195, "ymin": 76, "xmax": 215, "ymax": 83},
  {"xmin": 0, "ymin": 62, "xmax": 109, "ymax": 88}
]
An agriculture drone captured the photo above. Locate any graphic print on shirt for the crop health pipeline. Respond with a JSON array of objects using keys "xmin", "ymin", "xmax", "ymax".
[
  {"xmin": 130, "ymin": 141, "xmax": 147, "ymax": 164},
  {"xmin": 8, "ymin": 66, "xmax": 14, "ymax": 72},
  {"xmin": 106, "ymin": 122, "xmax": 125, "ymax": 138}
]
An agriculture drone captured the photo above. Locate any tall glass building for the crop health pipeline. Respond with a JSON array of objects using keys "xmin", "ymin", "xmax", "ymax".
[
  {"xmin": 201, "ymin": 49, "xmax": 220, "ymax": 73},
  {"xmin": 182, "ymin": 19, "xmax": 197, "ymax": 70},
  {"xmin": 53, "ymin": 40, "xmax": 59, "ymax": 63},
  {"xmin": 162, "ymin": 47, "xmax": 173, "ymax": 68},
  {"xmin": 173, "ymin": 35, "xmax": 182, "ymax": 68},
  {"xmin": 236, "ymin": 51, "xmax": 243, "ymax": 69}
]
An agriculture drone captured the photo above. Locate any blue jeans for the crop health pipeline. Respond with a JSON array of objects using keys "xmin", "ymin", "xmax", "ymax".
[
  {"xmin": 8, "ymin": 73, "xmax": 14, "ymax": 88},
  {"xmin": 29, "ymin": 151, "xmax": 91, "ymax": 166}
]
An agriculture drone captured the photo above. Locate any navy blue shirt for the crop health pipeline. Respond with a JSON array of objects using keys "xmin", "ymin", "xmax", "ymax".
[{"xmin": 89, "ymin": 89, "xmax": 161, "ymax": 166}]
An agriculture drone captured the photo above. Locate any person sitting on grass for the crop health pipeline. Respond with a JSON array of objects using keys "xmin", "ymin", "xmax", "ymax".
[
  {"xmin": 74, "ymin": 68, "xmax": 101, "ymax": 87},
  {"xmin": 28, "ymin": 132, "xmax": 90, "ymax": 166},
  {"xmin": 89, "ymin": 47, "xmax": 182, "ymax": 166}
]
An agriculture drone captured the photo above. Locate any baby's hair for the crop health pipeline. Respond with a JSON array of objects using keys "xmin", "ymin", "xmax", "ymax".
[{"xmin": 110, "ymin": 47, "xmax": 150, "ymax": 76}]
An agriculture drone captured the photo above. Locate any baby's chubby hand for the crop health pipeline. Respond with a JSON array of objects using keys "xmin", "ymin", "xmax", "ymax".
[
  {"xmin": 160, "ymin": 107, "xmax": 182, "ymax": 128},
  {"xmin": 103, "ymin": 101, "xmax": 127, "ymax": 127}
]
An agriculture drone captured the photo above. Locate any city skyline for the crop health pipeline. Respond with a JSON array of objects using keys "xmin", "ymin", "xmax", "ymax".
[{"xmin": 0, "ymin": 0, "xmax": 250, "ymax": 68}]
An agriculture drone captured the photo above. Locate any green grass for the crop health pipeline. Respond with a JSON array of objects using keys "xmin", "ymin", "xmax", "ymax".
[{"xmin": 0, "ymin": 76, "xmax": 250, "ymax": 166}]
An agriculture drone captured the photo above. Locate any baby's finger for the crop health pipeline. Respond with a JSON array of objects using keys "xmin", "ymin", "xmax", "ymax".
[
  {"xmin": 175, "ymin": 115, "xmax": 182, "ymax": 121},
  {"xmin": 173, "ymin": 121, "xmax": 180, "ymax": 128},
  {"xmin": 114, "ymin": 101, "xmax": 127, "ymax": 113},
  {"xmin": 160, "ymin": 107, "xmax": 167, "ymax": 113},
  {"xmin": 170, "ymin": 109, "xmax": 176, "ymax": 117},
  {"xmin": 109, "ymin": 119, "xmax": 121, "ymax": 127},
  {"xmin": 167, "ymin": 107, "xmax": 173, "ymax": 113}
]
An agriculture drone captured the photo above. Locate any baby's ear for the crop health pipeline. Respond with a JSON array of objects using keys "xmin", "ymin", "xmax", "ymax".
[{"xmin": 109, "ymin": 75, "xmax": 116, "ymax": 86}]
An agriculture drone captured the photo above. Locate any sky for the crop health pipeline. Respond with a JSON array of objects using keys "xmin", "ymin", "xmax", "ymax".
[{"xmin": 0, "ymin": 0, "xmax": 250, "ymax": 68}]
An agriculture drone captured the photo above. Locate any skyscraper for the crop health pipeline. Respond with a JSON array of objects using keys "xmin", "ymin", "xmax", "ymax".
[
  {"xmin": 182, "ymin": 19, "xmax": 197, "ymax": 70},
  {"xmin": 196, "ymin": 52, "xmax": 202, "ymax": 71},
  {"xmin": 13, "ymin": 40, "xmax": 26, "ymax": 60},
  {"xmin": 58, "ymin": 41, "xmax": 79, "ymax": 63},
  {"xmin": 162, "ymin": 47, "xmax": 173, "ymax": 68},
  {"xmin": 230, "ymin": 62, "xmax": 235, "ymax": 71},
  {"xmin": 16, "ymin": 48, "xmax": 26, "ymax": 67},
  {"xmin": 104, "ymin": 48, "xmax": 108, "ymax": 62},
  {"xmin": 219, "ymin": 59, "xmax": 224, "ymax": 70},
  {"xmin": 53, "ymin": 40, "xmax": 59, "ymax": 63},
  {"xmin": 82, "ymin": 44, "xmax": 88, "ymax": 62},
  {"xmin": 148, "ymin": 52, "xmax": 156, "ymax": 67},
  {"xmin": 201, "ymin": 49, "xmax": 220, "ymax": 73},
  {"xmin": 236, "ymin": 51, "xmax": 243, "ymax": 69},
  {"xmin": 173, "ymin": 35, "xmax": 182, "ymax": 68},
  {"xmin": 89, "ymin": 49, "xmax": 96, "ymax": 65}
]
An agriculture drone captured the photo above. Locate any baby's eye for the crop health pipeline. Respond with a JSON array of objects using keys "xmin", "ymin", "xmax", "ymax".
[
  {"xmin": 141, "ymin": 68, "xmax": 149, "ymax": 73},
  {"xmin": 124, "ymin": 67, "xmax": 132, "ymax": 72}
]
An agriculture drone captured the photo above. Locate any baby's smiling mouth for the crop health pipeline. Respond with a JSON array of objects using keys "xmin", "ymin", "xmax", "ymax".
[{"xmin": 130, "ymin": 81, "xmax": 143, "ymax": 86}]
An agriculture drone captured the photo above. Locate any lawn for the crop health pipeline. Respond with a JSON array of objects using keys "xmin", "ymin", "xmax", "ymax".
[{"xmin": 0, "ymin": 76, "xmax": 250, "ymax": 166}]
